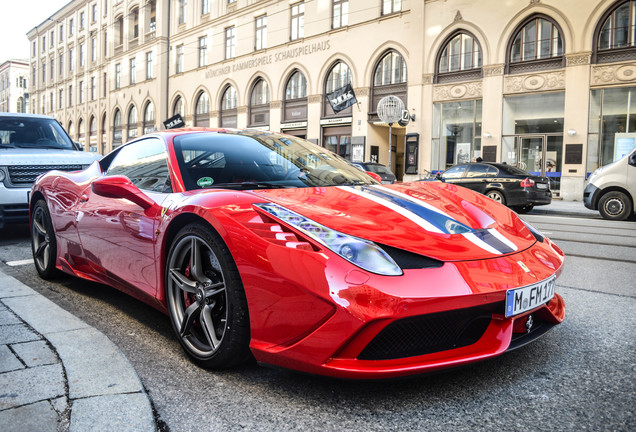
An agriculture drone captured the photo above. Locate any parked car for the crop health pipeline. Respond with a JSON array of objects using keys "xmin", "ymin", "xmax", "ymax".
[
  {"xmin": 30, "ymin": 129, "xmax": 565, "ymax": 379},
  {"xmin": 353, "ymin": 162, "xmax": 396, "ymax": 184},
  {"xmin": 431, "ymin": 162, "xmax": 552, "ymax": 213},
  {"xmin": 584, "ymin": 148, "xmax": 636, "ymax": 220},
  {"xmin": 0, "ymin": 113, "xmax": 101, "ymax": 229}
]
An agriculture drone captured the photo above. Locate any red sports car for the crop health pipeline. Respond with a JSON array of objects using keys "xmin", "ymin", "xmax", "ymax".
[{"xmin": 30, "ymin": 129, "xmax": 565, "ymax": 379}]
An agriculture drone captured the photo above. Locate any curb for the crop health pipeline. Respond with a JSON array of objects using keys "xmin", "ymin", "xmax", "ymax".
[{"xmin": 0, "ymin": 270, "xmax": 157, "ymax": 432}]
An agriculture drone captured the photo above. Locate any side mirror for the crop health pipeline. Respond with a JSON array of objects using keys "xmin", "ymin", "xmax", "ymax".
[
  {"xmin": 366, "ymin": 171, "xmax": 382, "ymax": 183},
  {"xmin": 74, "ymin": 142, "xmax": 84, "ymax": 151},
  {"xmin": 629, "ymin": 151, "xmax": 636, "ymax": 167},
  {"xmin": 92, "ymin": 175, "xmax": 156, "ymax": 210},
  {"xmin": 436, "ymin": 172, "xmax": 444, "ymax": 181}
]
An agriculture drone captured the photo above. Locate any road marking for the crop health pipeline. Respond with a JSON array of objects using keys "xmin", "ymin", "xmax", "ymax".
[{"xmin": 6, "ymin": 259, "xmax": 34, "ymax": 267}]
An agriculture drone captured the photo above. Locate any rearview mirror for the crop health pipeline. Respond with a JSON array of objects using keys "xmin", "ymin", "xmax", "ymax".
[{"xmin": 92, "ymin": 176, "xmax": 156, "ymax": 210}]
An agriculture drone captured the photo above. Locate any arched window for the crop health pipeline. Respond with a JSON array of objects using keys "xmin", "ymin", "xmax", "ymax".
[
  {"xmin": 370, "ymin": 50, "xmax": 408, "ymax": 121},
  {"xmin": 78, "ymin": 118, "xmax": 85, "ymax": 147},
  {"xmin": 17, "ymin": 96, "xmax": 24, "ymax": 113},
  {"xmin": 436, "ymin": 32, "xmax": 482, "ymax": 83},
  {"xmin": 101, "ymin": 112, "xmax": 107, "ymax": 154},
  {"xmin": 194, "ymin": 91, "xmax": 210, "ymax": 127},
  {"xmin": 220, "ymin": 85, "xmax": 238, "ymax": 128},
  {"xmin": 113, "ymin": 109, "xmax": 122, "ymax": 148},
  {"xmin": 283, "ymin": 70, "xmax": 308, "ymax": 122},
  {"xmin": 323, "ymin": 61, "xmax": 352, "ymax": 117},
  {"xmin": 67, "ymin": 121, "xmax": 74, "ymax": 140},
  {"xmin": 89, "ymin": 115, "xmax": 96, "ymax": 150},
  {"xmin": 594, "ymin": 1, "xmax": 636, "ymax": 63},
  {"xmin": 127, "ymin": 105, "xmax": 138, "ymax": 140},
  {"xmin": 506, "ymin": 15, "xmax": 565, "ymax": 74},
  {"xmin": 249, "ymin": 78, "xmax": 270, "ymax": 126},
  {"xmin": 143, "ymin": 101, "xmax": 155, "ymax": 133},
  {"xmin": 173, "ymin": 96, "xmax": 184, "ymax": 117}
]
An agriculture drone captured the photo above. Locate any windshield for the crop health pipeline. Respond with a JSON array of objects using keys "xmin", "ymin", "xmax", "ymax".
[
  {"xmin": 0, "ymin": 117, "xmax": 75, "ymax": 150},
  {"xmin": 173, "ymin": 131, "xmax": 377, "ymax": 190}
]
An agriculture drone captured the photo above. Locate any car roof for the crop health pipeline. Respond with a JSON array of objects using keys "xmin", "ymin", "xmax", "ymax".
[{"xmin": 0, "ymin": 112, "xmax": 57, "ymax": 120}]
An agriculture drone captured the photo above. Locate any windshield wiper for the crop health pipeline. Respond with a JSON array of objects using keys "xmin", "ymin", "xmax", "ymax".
[{"xmin": 210, "ymin": 181, "xmax": 291, "ymax": 190}]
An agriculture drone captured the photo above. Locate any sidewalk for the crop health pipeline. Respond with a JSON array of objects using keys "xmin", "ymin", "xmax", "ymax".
[
  {"xmin": 527, "ymin": 199, "xmax": 601, "ymax": 218},
  {"xmin": 0, "ymin": 270, "xmax": 157, "ymax": 432}
]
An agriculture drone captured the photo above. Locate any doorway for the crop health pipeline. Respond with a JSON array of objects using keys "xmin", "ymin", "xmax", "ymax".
[{"xmin": 516, "ymin": 134, "xmax": 562, "ymax": 194}]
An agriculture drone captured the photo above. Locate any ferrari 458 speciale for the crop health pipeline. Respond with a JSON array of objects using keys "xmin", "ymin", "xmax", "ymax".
[{"xmin": 30, "ymin": 129, "xmax": 565, "ymax": 379}]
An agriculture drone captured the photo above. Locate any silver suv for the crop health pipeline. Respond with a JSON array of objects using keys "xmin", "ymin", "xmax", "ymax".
[{"xmin": 0, "ymin": 113, "xmax": 102, "ymax": 229}]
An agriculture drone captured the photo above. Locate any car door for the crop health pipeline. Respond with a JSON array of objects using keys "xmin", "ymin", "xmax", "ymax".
[
  {"xmin": 75, "ymin": 138, "xmax": 172, "ymax": 298},
  {"xmin": 462, "ymin": 164, "xmax": 499, "ymax": 194}
]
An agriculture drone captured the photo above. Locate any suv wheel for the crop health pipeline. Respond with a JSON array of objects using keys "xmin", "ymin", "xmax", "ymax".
[{"xmin": 598, "ymin": 191, "xmax": 632, "ymax": 221}]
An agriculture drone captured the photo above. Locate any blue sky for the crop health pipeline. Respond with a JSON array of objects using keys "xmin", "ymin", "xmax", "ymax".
[{"xmin": 1, "ymin": 0, "xmax": 70, "ymax": 61}]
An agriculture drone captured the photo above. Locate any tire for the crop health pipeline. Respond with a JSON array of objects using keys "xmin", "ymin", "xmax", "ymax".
[
  {"xmin": 513, "ymin": 204, "xmax": 534, "ymax": 214},
  {"xmin": 165, "ymin": 222, "xmax": 251, "ymax": 368},
  {"xmin": 598, "ymin": 191, "xmax": 632, "ymax": 221},
  {"xmin": 31, "ymin": 199, "xmax": 59, "ymax": 279},
  {"xmin": 485, "ymin": 190, "xmax": 506, "ymax": 206}
]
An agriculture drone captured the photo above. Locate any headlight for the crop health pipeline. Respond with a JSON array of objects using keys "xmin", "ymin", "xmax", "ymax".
[
  {"xmin": 521, "ymin": 219, "xmax": 544, "ymax": 242},
  {"xmin": 0, "ymin": 167, "xmax": 6, "ymax": 182},
  {"xmin": 255, "ymin": 203, "xmax": 403, "ymax": 276}
]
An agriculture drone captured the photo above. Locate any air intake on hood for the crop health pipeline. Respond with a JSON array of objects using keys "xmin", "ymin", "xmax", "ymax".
[{"xmin": 380, "ymin": 244, "xmax": 444, "ymax": 269}]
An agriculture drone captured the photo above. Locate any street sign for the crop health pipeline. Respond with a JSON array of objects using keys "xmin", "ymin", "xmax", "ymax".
[{"xmin": 163, "ymin": 114, "xmax": 185, "ymax": 130}]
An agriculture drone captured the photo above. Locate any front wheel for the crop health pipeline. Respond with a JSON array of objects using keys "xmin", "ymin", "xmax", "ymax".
[
  {"xmin": 485, "ymin": 190, "xmax": 506, "ymax": 206},
  {"xmin": 598, "ymin": 191, "xmax": 632, "ymax": 221},
  {"xmin": 31, "ymin": 199, "xmax": 59, "ymax": 279},
  {"xmin": 165, "ymin": 222, "xmax": 250, "ymax": 368}
]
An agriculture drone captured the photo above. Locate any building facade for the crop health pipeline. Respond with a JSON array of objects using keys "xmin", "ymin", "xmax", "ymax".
[
  {"xmin": 25, "ymin": 0, "xmax": 636, "ymax": 200},
  {"xmin": 0, "ymin": 60, "xmax": 29, "ymax": 113}
]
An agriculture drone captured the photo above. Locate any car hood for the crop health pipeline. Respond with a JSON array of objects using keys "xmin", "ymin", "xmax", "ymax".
[
  {"xmin": 250, "ymin": 182, "xmax": 536, "ymax": 262},
  {"xmin": 0, "ymin": 148, "xmax": 102, "ymax": 166}
]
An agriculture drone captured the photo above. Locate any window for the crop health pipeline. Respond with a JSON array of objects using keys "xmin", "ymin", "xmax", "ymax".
[
  {"xmin": 33, "ymin": 42, "xmax": 36, "ymax": 57},
  {"xmin": 146, "ymin": 51, "xmax": 153, "ymax": 79},
  {"xmin": 130, "ymin": 58, "xmax": 136, "ymax": 84},
  {"xmin": 202, "ymin": 0, "xmax": 209, "ymax": 15},
  {"xmin": 113, "ymin": 109, "xmax": 122, "ymax": 147},
  {"xmin": 332, "ymin": 0, "xmax": 348, "ymax": 29},
  {"xmin": 220, "ymin": 85, "xmax": 238, "ymax": 128},
  {"xmin": 103, "ymin": 72, "xmax": 107, "ymax": 96},
  {"xmin": 69, "ymin": 48, "xmax": 74, "ymax": 71},
  {"xmin": 92, "ymin": 3, "xmax": 98, "ymax": 22},
  {"xmin": 50, "ymin": 31, "xmax": 55, "ymax": 47},
  {"xmin": 89, "ymin": 116, "xmax": 96, "ymax": 146},
  {"xmin": 92, "ymin": 37, "xmax": 97, "ymax": 62},
  {"xmin": 432, "ymin": 100, "xmax": 483, "ymax": 170},
  {"xmin": 249, "ymin": 79, "xmax": 270, "ymax": 126},
  {"xmin": 106, "ymin": 138, "xmax": 171, "ymax": 192},
  {"xmin": 91, "ymin": 76, "xmax": 96, "ymax": 100},
  {"xmin": 68, "ymin": 85, "xmax": 73, "ymax": 107},
  {"xmin": 176, "ymin": 45, "xmax": 184, "ymax": 73},
  {"xmin": 80, "ymin": 43, "xmax": 85, "ymax": 67},
  {"xmin": 286, "ymin": 70, "xmax": 307, "ymax": 100},
  {"xmin": 69, "ymin": 18, "xmax": 74, "ymax": 36},
  {"xmin": 59, "ymin": 53, "xmax": 64, "ymax": 75},
  {"xmin": 42, "ymin": 61, "xmax": 46, "ymax": 83},
  {"xmin": 291, "ymin": 2, "xmax": 305, "ymax": 40},
  {"xmin": 59, "ymin": 25, "xmax": 63, "ymax": 42},
  {"xmin": 115, "ymin": 63, "xmax": 121, "ymax": 88},
  {"xmin": 507, "ymin": 15, "xmax": 564, "ymax": 73},
  {"xmin": 199, "ymin": 36, "xmax": 207, "ymax": 67},
  {"xmin": 80, "ymin": 12, "xmax": 85, "ymax": 29},
  {"xmin": 116, "ymin": 16, "xmax": 124, "ymax": 46},
  {"xmin": 78, "ymin": 118, "xmax": 85, "ymax": 146},
  {"xmin": 194, "ymin": 91, "xmax": 210, "ymax": 127},
  {"xmin": 225, "ymin": 27, "xmax": 236, "ymax": 59},
  {"xmin": 255, "ymin": 15, "xmax": 267, "ymax": 50},
  {"xmin": 59, "ymin": 89, "xmax": 63, "ymax": 109},
  {"xmin": 50, "ymin": 92, "xmax": 54, "ymax": 112},
  {"xmin": 173, "ymin": 96, "xmax": 184, "ymax": 116},
  {"xmin": 466, "ymin": 164, "xmax": 498, "ymax": 178},
  {"xmin": 284, "ymin": 70, "xmax": 308, "ymax": 122},
  {"xmin": 323, "ymin": 62, "xmax": 352, "ymax": 116},
  {"xmin": 127, "ymin": 105, "xmax": 138, "ymax": 140},
  {"xmin": 438, "ymin": 32, "xmax": 482, "ymax": 74},
  {"xmin": 143, "ymin": 101, "xmax": 155, "ymax": 133},
  {"xmin": 42, "ymin": 36, "xmax": 46, "ymax": 51},
  {"xmin": 79, "ymin": 81, "xmax": 84, "ymax": 103},
  {"xmin": 594, "ymin": 1, "xmax": 636, "ymax": 63},
  {"xmin": 382, "ymin": 0, "xmax": 402, "ymax": 15},
  {"xmin": 178, "ymin": 0, "xmax": 186, "ymax": 25},
  {"xmin": 50, "ymin": 60, "xmax": 54, "ymax": 79},
  {"xmin": 132, "ymin": 7, "xmax": 139, "ymax": 39}
]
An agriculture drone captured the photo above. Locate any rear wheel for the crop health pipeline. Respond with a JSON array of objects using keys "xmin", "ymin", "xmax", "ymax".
[
  {"xmin": 485, "ymin": 190, "xmax": 506, "ymax": 205},
  {"xmin": 31, "ymin": 199, "xmax": 59, "ymax": 279},
  {"xmin": 598, "ymin": 191, "xmax": 632, "ymax": 221},
  {"xmin": 165, "ymin": 222, "xmax": 250, "ymax": 368}
]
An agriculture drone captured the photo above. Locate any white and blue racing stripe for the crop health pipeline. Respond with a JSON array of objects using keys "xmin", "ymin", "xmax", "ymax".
[{"xmin": 339, "ymin": 185, "xmax": 517, "ymax": 255}]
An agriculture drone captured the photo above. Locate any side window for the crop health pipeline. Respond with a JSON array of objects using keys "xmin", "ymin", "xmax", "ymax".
[
  {"xmin": 442, "ymin": 165, "xmax": 467, "ymax": 179},
  {"xmin": 466, "ymin": 164, "xmax": 497, "ymax": 178},
  {"xmin": 106, "ymin": 138, "xmax": 172, "ymax": 193}
]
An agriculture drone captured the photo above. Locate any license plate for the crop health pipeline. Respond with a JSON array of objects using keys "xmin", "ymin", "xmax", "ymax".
[
  {"xmin": 505, "ymin": 276, "xmax": 556, "ymax": 317},
  {"xmin": 536, "ymin": 183, "xmax": 548, "ymax": 189}
]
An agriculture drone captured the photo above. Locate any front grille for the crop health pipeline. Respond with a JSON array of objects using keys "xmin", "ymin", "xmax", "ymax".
[
  {"xmin": 8, "ymin": 165, "xmax": 84, "ymax": 185},
  {"xmin": 358, "ymin": 307, "xmax": 492, "ymax": 360}
]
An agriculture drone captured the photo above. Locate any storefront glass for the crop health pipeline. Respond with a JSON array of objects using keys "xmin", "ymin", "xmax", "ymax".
[
  {"xmin": 431, "ymin": 99, "xmax": 482, "ymax": 171},
  {"xmin": 588, "ymin": 86, "xmax": 636, "ymax": 174}
]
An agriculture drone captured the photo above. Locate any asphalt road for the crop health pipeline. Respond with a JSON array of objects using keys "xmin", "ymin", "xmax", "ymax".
[{"xmin": 1, "ymin": 215, "xmax": 634, "ymax": 432}]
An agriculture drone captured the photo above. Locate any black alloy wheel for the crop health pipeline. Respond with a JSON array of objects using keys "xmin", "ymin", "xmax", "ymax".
[
  {"xmin": 31, "ymin": 199, "xmax": 59, "ymax": 279},
  {"xmin": 598, "ymin": 191, "xmax": 632, "ymax": 221},
  {"xmin": 165, "ymin": 222, "xmax": 250, "ymax": 368}
]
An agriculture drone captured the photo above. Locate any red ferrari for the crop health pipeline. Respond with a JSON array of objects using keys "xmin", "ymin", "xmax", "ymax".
[{"xmin": 30, "ymin": 129, "xmax": 565, "ymax": 379}]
